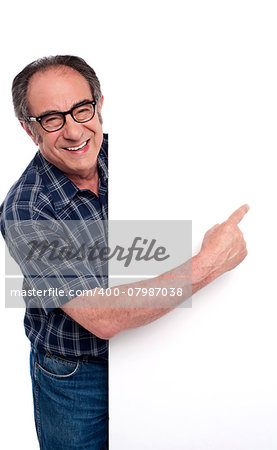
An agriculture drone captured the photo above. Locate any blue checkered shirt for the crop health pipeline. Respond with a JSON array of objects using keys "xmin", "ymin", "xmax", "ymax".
[{"xmin": 0, "ymin": 134, "xmax": 108, "ymax": 358}]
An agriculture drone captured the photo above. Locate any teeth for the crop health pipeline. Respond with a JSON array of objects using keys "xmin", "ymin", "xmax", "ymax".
[{"xmin": 66, "ymin": 140, "xmax": 88, "ymax": 151}]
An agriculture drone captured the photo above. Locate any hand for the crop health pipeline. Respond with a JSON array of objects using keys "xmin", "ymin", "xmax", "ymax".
[{"xmin": 199, "ymin": 204, "xmax": 249, "ymax": 278}]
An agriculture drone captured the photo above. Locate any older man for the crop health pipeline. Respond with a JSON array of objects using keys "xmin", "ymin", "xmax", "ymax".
[
  {"xmin": 1, "ymin": 56, "xmax": 108, "ymax": 450},
  {"xmin": 0, "ymin": 55, "xmax": 248, "ymax": 450}
]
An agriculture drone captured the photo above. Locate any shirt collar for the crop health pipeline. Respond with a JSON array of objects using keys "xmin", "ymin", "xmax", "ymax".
[{"xmin": 35, "ymin": 134, "xmax": 108, "ymax": 213}]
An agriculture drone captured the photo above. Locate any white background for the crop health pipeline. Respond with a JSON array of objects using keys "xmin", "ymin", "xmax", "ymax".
[{"xmin": 1, "ymin": 1, "xmax": 277, "ymax": 449}]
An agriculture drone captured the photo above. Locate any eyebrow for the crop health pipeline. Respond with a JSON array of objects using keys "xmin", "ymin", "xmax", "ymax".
[{"xmin": 38, "ymin": 99, "xmax": 94, "ymax": 117}]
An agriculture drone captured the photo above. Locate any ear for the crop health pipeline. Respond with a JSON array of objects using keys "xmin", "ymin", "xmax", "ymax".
[
  {"xmin": 20, "ymin": 121, "xmax": 39, "ymax": 146},
  {"xmin": 98, "ymin": 95, "xmax": 104, "ymax": 111}
]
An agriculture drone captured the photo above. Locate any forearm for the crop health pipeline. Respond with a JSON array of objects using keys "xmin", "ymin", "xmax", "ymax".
[{"xmin": 62, "ymin": 251, "xmax": 216, "ymax": 339}]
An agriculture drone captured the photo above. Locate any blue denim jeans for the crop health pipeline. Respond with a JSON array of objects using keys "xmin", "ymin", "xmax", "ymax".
[{"xmin": 30, "ymin": 345, "xmax": 108, "ymax": 449}]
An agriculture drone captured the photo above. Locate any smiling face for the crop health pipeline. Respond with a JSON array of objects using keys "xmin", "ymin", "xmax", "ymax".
[{"xmin": 24, "ymin": 66, "xmax": 103, "ymax": 180}]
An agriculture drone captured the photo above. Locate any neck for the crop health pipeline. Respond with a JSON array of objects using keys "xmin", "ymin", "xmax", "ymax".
[{"xmin": 66, "ymin": 167, "xmax": 99, "ymax": 196}]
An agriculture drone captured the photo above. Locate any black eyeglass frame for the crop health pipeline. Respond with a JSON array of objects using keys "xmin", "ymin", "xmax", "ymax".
[{"xmin": 28, "ymin": 100, "xmax": 97, "ymax": 133}]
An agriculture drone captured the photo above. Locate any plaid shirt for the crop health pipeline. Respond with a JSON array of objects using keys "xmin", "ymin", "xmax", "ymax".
[{"xmin": 0, "ymin": 134, "xmax": 108, "ymax": 358}]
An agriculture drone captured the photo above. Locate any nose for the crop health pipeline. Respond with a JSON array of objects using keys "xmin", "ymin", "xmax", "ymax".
[{"xmin": 62, "ymin": 114, "xmax": 83, "ymax": 141}]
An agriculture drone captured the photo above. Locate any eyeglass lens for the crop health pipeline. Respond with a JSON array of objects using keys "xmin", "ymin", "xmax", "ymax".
[{"xmin": 41, "ymin": 103, "xmax": 95, "ymax": 131}]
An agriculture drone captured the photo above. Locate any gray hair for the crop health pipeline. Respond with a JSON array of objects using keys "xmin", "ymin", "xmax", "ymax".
[{"xmin": 12, "ymin": 55, "xmax": 103, "ymax": 125}]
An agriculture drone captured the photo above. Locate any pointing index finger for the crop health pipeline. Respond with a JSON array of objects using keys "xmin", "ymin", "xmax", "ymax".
[{"xmin": 227, "ymin": 204, "xmax": 249, "ymax": 225}]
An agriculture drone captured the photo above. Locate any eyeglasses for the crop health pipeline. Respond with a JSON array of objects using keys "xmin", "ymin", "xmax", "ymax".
[{"xmin": 28, "ymin": 100, "xmax": 96, "ymax": 132}]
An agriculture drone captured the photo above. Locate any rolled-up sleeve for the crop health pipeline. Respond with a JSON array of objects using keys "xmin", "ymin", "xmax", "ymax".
[{"xmin": 5, "ymin": 217, "xmax": 108, "ymax": 313}]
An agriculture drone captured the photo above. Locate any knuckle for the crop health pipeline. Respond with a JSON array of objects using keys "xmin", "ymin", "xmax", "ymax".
[
  {"xmin": 223, "ymin": 222, "xmax": 235, "ymax": 233},
  {"xmin": 222, "ymin": 222, "xmax": 229, "ymax": 231},
  {"xmin": 238, "ymin": 230, "xmax": 244, "ymax": 241}
]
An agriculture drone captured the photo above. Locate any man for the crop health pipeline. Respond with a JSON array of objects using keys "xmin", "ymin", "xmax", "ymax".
[{"xmin": 0, "ymin": 55, "xmax": 248, "ymax": 450}]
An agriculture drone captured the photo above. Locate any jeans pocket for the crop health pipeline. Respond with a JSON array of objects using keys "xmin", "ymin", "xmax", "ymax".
[{"xmin": 36, "ymin": 352, "xmax": 80, "ymax": 379}]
